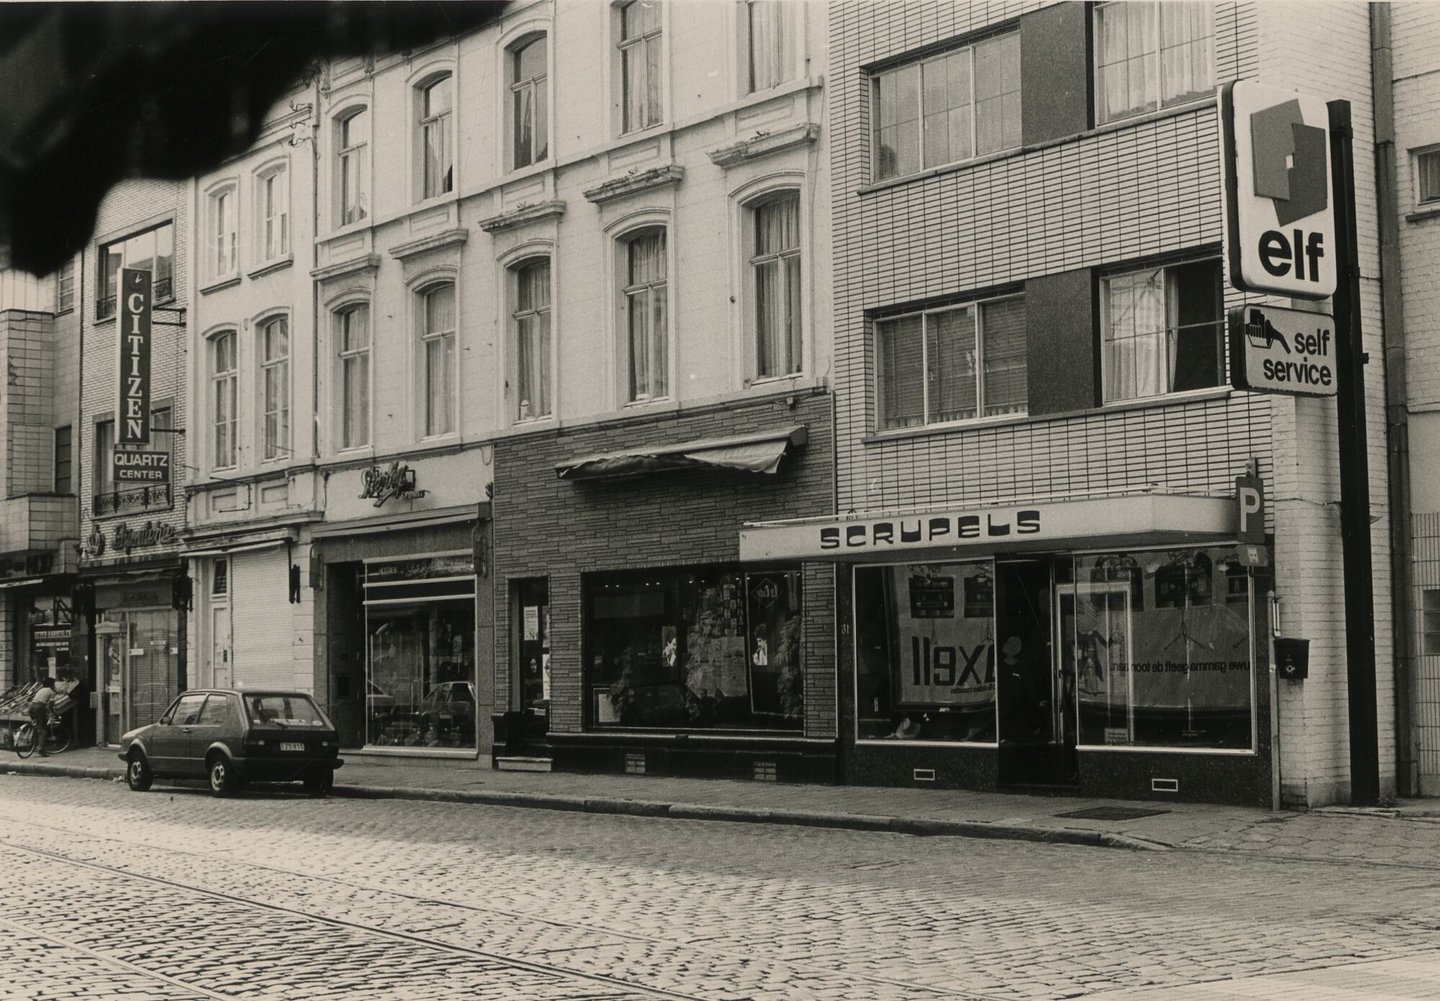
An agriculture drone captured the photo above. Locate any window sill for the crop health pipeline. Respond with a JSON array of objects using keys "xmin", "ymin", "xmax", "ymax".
[
  {"xmin": 199, "ymin": 275, "xmax": 241, "ymax": 296},
  {"xmin": 324, "ymin": 219, "xmax": 373, "ymax": 242},
  {"xmin": 1405, "ymin": 205, "xmax": 1440, "ymax": 224},
  {"xmin": 247, "ymin": 256, "xmax": 293, "ymax": 280},
  {"xmin": 865, "ymin": 410, "xmax": 1032, "ymax": 444},
  {"xmin": 857, "ymin": 94, "xmax": 1218, "ymax": 196}
]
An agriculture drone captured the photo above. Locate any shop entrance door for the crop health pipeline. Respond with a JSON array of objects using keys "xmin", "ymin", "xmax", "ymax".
[
  {"xmin": 516, "ymin": 578, "xmax": 550, "ymax": 746},
  {"xmin": 126, "ymin": 610, "xmax": 179, "ymax": 731},
  {"xmin": 97, "ymin": 622, "xmax": 126, "ymax": 745},
  {"xmin": 995, "ymin": 560, "xmax": 1076, "ymax": 786}
]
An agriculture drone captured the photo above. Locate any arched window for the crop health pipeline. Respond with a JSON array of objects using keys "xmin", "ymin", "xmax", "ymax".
[
  {"xmin": 419, "ymin": 283, "xmax": 457, "ymax": 435},
  {"xmin": 619, "ymin": 228, "xmax": 667, "ymax": 402},
  {"xmin": 748, "ymin": 191, "xmax": 802, "ymax": 379},
  {"xmin": 257, "ymin": 167, "xmax": 289, "ymax": 262},
  {"xmin": 209, "ymin": 185, "xmax": 238, "ymax": 279},
  {"xmin": 510, "ymin": 35, "xmax": 548, "ymax": 170},
  {"xmin": 510, "ymin": 258, "xmax": 551, "ymax": 420},
  {"xmin": 259, "ymin": 316, "xmax": 289, "ymax": 460},
  {"xmin": 210, "ymin": 330, "xmax": 238, "ymax": 469},
  {"xmin": 335, "ymin": 304, "xmax": 370, "ymax": 449},
  {"xmin": 418, "ymin": 75, "xmax": 454, "ymax": 199}
]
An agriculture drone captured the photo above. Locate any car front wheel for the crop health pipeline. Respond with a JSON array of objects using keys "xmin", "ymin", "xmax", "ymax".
[
  {"xmin": 125, "ymin": 750, "xmax": 153, "ymax": 792},
  {"xmin": 207, "ymin": 754, "xmax": 236, "ymax": 797},
  {"xmin": 303, "ymin": 770, "xmax": 333, "ymax": 798}
]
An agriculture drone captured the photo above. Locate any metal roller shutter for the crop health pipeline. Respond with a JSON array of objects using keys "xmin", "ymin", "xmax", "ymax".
[{"xmin": 230, "ymin": 549, "xmax": 295, "ymax": 690}]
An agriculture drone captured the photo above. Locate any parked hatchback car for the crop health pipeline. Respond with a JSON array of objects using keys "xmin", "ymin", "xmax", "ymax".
[{"xmin": 118, "ymin": 689, "xmax": 344, "ymax": 797}]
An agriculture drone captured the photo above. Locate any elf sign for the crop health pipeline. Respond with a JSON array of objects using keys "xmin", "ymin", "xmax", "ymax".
[
  {"xmin": 116, "ymin": 268, "xmax": 153, "ymax": 444},
  {"xmin": 1221, "ymin": 81, "xmax": 1336, "ymax": 300}
]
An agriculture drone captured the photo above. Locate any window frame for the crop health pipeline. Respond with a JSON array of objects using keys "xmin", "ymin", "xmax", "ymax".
[
  {"xmin": 53, "ymin": 425, "xmax": 72, "ymax": 495},
  {"xmin": 617, "ymin": 0, "xmax": 664, "ymax": 135},
  {"xmin": 743, "ymin": 0, "xmax": 796, "ymax": 96},
  {"xmin": 336, "ymin": 106, "xmax": 371, "ymax": 227},
  {"xmin": 1415, "ymin": 146, "xmax": 1440, "ymax": 208},
  {"xmin": 258, "ymin": 315, "xmax": 290, "ymax": 462},
  {"xmin": 508, "ymin": 33, "xmax": 549, "ymax": 171},
  {"xmin": 870, "ymin": 29, "xmax": 1021, "ymax": 183},
  {"xmin": 873, "ymin": 293, "xmax": 1028, "ymax": 432},
  {"xmin": 509, "ymin": 256, "xmax": 553, "ymax": 422},
  {"xmin": 746, "ymin": 189, "xmax": 804, "ymax": 383},
  {"xmin": 618, "ymin": 227, "xmax": 670, "ymax": 404},
  {"xmin": 55, "ymin": 258, "xmax": 75, "ymax": 314},
  {"xmin": 96, "ymin": 222, "xmax": 174, "ymax": 319},
  {"xmin": 93, "ymin": 419, "xmax": 115, "ymax": 503},
  {"xmin": 417, "ymin": 73, "xmax": 455, "ymax": 201},
  {"xmin": 1093, "ymin": 0, "xmax": 1215, "ymax": 126},
  {"xmin": 1099, "ymin": 256, "xmax": 1224, "ymax": 405},
  {"xmin": 257, "ymin": 166, "xmax": 290, "ymax": 263},
  {"xmin": 417, "ymin": 281, "xmax": 458, "ymax": 438},
  {"xmin": 209, "ymin": 329, "xmax": 239, "ymax": 470},
  {"xmin": 334, "ymin": 302, "xmax": 372, "ymax": 451},
  {"xmin": 208, "ymin": 184, "xmax": 239, "ymax": 281}
]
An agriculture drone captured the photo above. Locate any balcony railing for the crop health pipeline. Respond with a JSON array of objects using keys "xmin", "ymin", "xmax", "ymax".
[{"xmin": 93, "ymin": 483, "xmax": 172, "ymax": 516}]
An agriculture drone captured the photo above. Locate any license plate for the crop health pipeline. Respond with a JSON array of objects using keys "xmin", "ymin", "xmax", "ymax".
[{"xmin": 280, "ymin": 742, "xmax": 305, "ymax": 752}]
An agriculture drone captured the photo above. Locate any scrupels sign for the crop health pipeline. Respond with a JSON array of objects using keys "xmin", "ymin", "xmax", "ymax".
[
  {"xmin": 116, "ymin": 268, "xmax": 153, "ymax": 444},
  {"xmin": 1221, "ymin": 81, "xmax": 1337, "ymax": 300}
]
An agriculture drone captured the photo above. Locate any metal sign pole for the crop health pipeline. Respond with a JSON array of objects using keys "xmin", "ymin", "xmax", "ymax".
[{"xmin": 1328, "ymin": 99, "xmax": 1380, "ymax": 806}]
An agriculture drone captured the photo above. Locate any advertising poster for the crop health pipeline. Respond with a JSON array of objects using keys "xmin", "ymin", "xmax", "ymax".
[{"xmin": 892, "ymin": 565, "xmax": 995, "ymax": 710}]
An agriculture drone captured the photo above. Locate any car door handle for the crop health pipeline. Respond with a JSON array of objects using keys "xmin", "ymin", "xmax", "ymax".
[{"xmin": 180, "ymin": 727, "xmax": 193, "ymax": 734}]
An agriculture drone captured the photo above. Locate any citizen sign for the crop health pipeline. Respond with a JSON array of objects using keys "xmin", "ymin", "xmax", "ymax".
[
  {"xmin": 116, "ymin": 268, "xmax": 153, "ymax": 444},
  {"xmin": 1221, "ymin": 81, "xmax": 1337, "ymax": 299}
]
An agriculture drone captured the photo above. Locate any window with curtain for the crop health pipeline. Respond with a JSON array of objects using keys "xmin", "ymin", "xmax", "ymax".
[
  {"xmin": 751, "ymin": 192, "xmax": 802, "ymax": 380},
  {"xmin": 419, "ymin": 75, "xmax": 454, "ymax": 199},
  {"xmin": 513, "ymin": 258, "xmax": 552, "ymax": 421},
  {"xmin": 1095, "ymin": 1, "xmax": 1213, "ymax": 125},
  {"xmin": 260, "ymin": 317, "xmax": 290, "ymax": 461},
  {"xmin": 1101, "ymin": 258, "xmax": 1222, "ymax": 403},
  {"xmin": 338, "ymin": 109, "xmax": 370, "ymax": 225},
  {"xmin": 873, "ymin": 31, "xmax": 1020, "ymax": 182},
  {"xmin": 619, "ymin": 1, "xmax": 662, "ymax": 133},
  {"xmin": 623, "ymin": 230, "xmax": 668, "ymax": 402},
  {"xmin": 98, "ymin": 223, "xmax": 174, "ymax": 317},
  {"xmin": 336, "ymin": 305, "xmax": 370, "ymax": 449},
  {"xmin": 876, "ymin": 296, "xmax": 1027, "ymax": 430},
  {"xmin": 746, "ymin": 0, "xmax": 793, "ymax": 94},
  {"xmin": 259, "ymin": 168, "xmax": 289, "ymax": 261},
  {"xmin": 211, "ymin": 331, "xmax": 238, "ymax": 468},
  {"xmin": 420, "ymin": 284, "xmax": 456, "ymax": 436},
  {"xmin": 211, "ymin": 187, "xmax": 237, "ymax": 278},
  {"xmin": 511, "ymin": 35, "xmax": 548, "ymax": 170}
]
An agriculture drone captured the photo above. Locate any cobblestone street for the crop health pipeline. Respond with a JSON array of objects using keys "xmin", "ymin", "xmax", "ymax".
[{"xmin": 2, "ymin": 775, "xmax": 1438, "ymax": 1000}]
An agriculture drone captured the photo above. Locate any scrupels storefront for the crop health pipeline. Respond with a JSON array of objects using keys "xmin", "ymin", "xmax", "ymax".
[{"xmin": 743, "ymin": 493, "xmax": 1272, "ymax": 804}]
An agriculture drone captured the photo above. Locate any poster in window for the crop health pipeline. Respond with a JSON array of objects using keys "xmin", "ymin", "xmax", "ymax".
[
  {"xmin": 893, "ymin": 564, "xmax": 994, "ymax": 710},
  {"xmin": 747, "ymin": 571, "xmax": 802, "ymax": 719}
]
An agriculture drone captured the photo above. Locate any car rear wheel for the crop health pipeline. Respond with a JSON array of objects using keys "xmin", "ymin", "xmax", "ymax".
[
  {"xmin": 125, "ymin": 751, "xmax": 153, "ymax": 792},
  {"xmin": 207, "ymin": 753, "xmax": 236, "ymax": 797},
  {"xmin": 303, "ymin": 770, "xmax": 333, "ymax": 798}
]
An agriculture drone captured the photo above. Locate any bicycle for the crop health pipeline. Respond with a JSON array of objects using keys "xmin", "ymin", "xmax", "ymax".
[{"xmin": 14, "ymin": 711, "xmax": 71, "ymax": 759}]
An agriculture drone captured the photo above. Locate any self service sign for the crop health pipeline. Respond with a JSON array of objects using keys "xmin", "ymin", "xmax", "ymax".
[
  {"xmin": 116, "ymin": 268, "xmax": 153, "ymax": 445},
  {"xmin": 1229, "ymin": 304, "xmax": 1337, "ymax": 397},
  {"xmin": 1221, "ymin": 81, "xmax": 1336, "ymax": 300}
]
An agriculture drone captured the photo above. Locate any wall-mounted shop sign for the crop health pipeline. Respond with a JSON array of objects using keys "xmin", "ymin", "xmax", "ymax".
[
  {"xmin": 1221, "ymin": 81, "xmax": 1336, "ymax": 300},
  {"xmin": 110, "ymin": 521, "xmax": 178, "ymax": 553},
  {"xmin": 1229, "ymin": 305, "xmax": 1336, "ymax": 398},
  {"xmin": 365, "ymin": 554, "xmax": 474, "ymax": 584},
  {"xmin": 112, "ymin": 449, "xmax": 171, "ymax": 484},
  {"xmin": 116, "ymin": 267, "xmax": 154, "ymax": 444},
  {"xmin": 358, "ymin": 461, "xmax": 428, "ymax": 507},
  {"xmin": 0, "ymin": 551, "xmax": 54, "ymax": 579},
  {"xmin": 740, "ymin": 495, "xmax": 1236, "ymax": 562}
]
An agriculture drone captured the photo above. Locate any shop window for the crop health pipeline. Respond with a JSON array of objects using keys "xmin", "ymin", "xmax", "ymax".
[
  {"xmin": 417, "ymin": 73, "xmax": 454, "ymax": 200},
  {"xmin": 872, "ymin": 30, "xmax": 1020, "ymax": 182},
  {"xmin": 618, "ymin": 0, "xmax": 663, "ymax": 134},
  {"xmin": 259, "ymin": 316, "xmax": 290, "ymax": 461},
  {"xmin": 749, "ymin": 192, "xmax": 803, "ymax": 380},
  {"xmin": 257, "ymin": 166, "xmax": 290, "ymax": 262},
  {"xmin": 1071, "ymin": 547, "xmax": 1251, "ymax": 749},
  {"xmin": 54, "ymin": 425, "xmax": 71, "ymax": 495},
  {"xmin": 620, "ymin": 228, "xmax": 668, "ymax": 402},
  {"xmin": 97, "ymin": 222, "xmax": 174, "ymax": 318},
  {"xmin": 876, "ymin": 295, "xmax": 1026, "ymax": 430},
  {"xmin": 418, "ymin": 282, "xmax": 457, "ymax": 436},
  {"xmin": 510, "ymin": 257, "xmax": 552, "ymax": 421},
  {"xmin": 509, "ymin": 34, "xmax": 549, "ymax": 170},
  {"xmin": 363, "ymin": 554, "xmax": 476, "ymax": 748},
  {"xmin": 1094, "ymin": 1, "xmax": 1213, "ymax": 125},
  {"xmin": 1101, "ymin": 258, "xmax": 1222, "ymax": 403},
  {"xmin": 1423, "ymin": 590, "xmax": 1440, "ymax": 656},
  {"xmin": 855, "ymin": 562, "xmax": 997, "ymax": 743},
  {"xmin": 745, "ymin": 0, "xmax": 794, "ymax": 94},
  {"xmin": 585, "ymin": 565, "xmax": 803, "ymax": 732},
  {"xmin": 337, "ymin": 107, "xmax": 370, "ymax": 226},
  {"xmin": 335, "ymin": 303, "xmax": 370, "ymax": 449},
  {"xmin": 515, "ymin": 578, "xmax": 550, "ymax": 722}
]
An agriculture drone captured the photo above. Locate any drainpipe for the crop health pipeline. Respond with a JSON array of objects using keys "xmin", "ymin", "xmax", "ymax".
[{"xmin": 1371, "ymin": 5, "xmax": 1416, "ymax": 797}]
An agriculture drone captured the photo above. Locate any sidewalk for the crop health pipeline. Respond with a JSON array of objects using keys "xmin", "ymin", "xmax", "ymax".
[{"xmin": 8, "ymin": 745, "xmax": 1440, "ymax": 865}]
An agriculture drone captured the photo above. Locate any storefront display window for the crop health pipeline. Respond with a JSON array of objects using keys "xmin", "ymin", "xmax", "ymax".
[
  {"xmin": 363, "ymin": 554, "xmax": 476, "ymax": 748},
  {"xmin": 855, "ymin": 561, "xmax": 996, "ymax": 743},
  {"xmin": 585, "ymin": 565, "xmax": 803, "ymax": 731},
  {"xmin": 1069, "ymin": 547, "xmax": 1252, "ymax": 749}
]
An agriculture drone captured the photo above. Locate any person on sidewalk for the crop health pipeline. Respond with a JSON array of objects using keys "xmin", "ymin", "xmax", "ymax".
[{"xmin": 27, "ymin": 676, "xmax": 58, "ymax": 757}]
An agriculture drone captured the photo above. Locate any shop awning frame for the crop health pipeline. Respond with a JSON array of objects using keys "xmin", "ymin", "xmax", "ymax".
[{"xmin": 555, "ymin": 425, "xmax": 807, "ymax": 481}]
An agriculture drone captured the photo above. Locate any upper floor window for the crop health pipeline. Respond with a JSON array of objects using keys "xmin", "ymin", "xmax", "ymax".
[
  {"xmin": 419, "ymin": 75, "xmax": 454, "ymax": 200},
  {"xmin": 258, "ymin": 168, "xmax": 290, "ymax": 262},
  {"xmin": 210, "ymin": 330, "xmax": 238, "ymax": 469},
  {"xmin": 622, "ymin": 229, "xmax": 668, "ymax": 402},
  {"xmin": 510, "ymin": 258, "xmax": 552, "ymax": 421},
  {"xmin": 1095, "ymin": 1, "xmax": 1213, "ymax": 125},
  {"xmin": 54, "ymin": 425, "xmax": 72, "ymax": 495},
  {"xmin": 338, "ymin": 108, "xmax": 370, "ymax": 226},
  {"xmin": 56, "ymin": 258, "xmax": 75, "ymax": 314},
  {"xmin": 876, "ymin": 295, "xmax": 1027, "ymax": 430},
  {"xmin": 98, "ymin": 223, "xmax": 173, "ymax": 318},
  {"xmin": 510, "ymin": 35, "xmax": 549, "ymax": 170},
  {"xmin": 94, "ymin": 419, "xmax": 115, "ymax": 499},
  {"xmin": 1101, "ymin": 258, "xmax": 1222, "ymax": 403},
  {"xmin": 335, "ymin": 304, "xmax": 370, "ymax": 450},
  {"xmin": 210, "ymin": 187, "xmax": 238, "ymax": 279},
  {"xmin": 259, "ymin": 316, "xmax": 290, "ymax": 461},
  {"xmin": 1416, "ymin": 147, "xmax": 1440, "ymax": 207},
  {"xmin": 619, "ymin": 1, "xmax": 662, "ymax": 133},
  {"xmin": 419, "ymin": 283, "xmax": 456, "ymax": 436},
  {"xmin": 746, "ymin": 0, "xmax": 794, "ymax": 94},
  {"xmin": 873, "ymin": 31, "xmax": 1020, "ymax": 182},
  {"xmin": 750, "ymin": 192, "xmax": 802, "ymax": 380}
]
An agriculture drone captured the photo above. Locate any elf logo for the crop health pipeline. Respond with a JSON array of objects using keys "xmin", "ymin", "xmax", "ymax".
[{"xmin": 1223, "ymin": 81, "xmax": 1336, "ymax": 300}]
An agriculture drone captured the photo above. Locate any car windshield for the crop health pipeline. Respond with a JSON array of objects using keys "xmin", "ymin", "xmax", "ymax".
[{"xmin": 245, "ymin": 694, "xmax": 327, "ymax": 727}]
